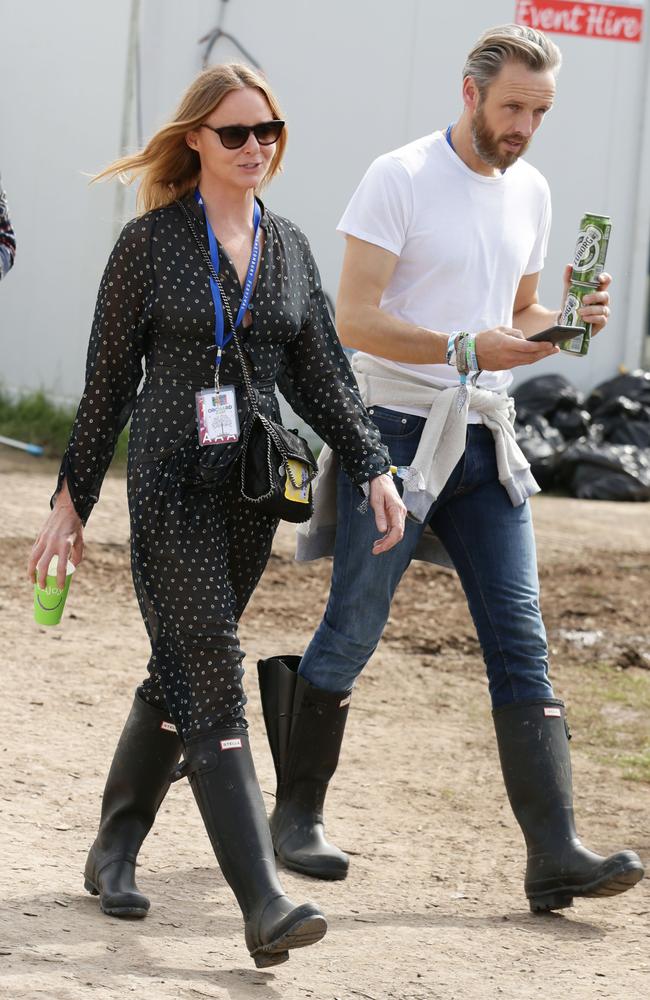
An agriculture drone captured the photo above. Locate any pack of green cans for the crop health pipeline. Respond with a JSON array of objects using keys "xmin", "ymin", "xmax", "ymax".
[{"xmin": 560, "ymin": 213, "xmax": 611, "ymax": 356}]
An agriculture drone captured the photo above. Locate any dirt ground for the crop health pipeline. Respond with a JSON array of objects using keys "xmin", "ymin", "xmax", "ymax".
[{"xmin": 1, "ymin": 450, "xmax": 649, "ymax": 1000}]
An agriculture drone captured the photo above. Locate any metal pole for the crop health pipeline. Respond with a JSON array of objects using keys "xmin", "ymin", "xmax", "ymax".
[
  {"xmin": 113, "ymin": 0, "xmax": 142, "ymax": 241},
  {"xmin": 622, "ymin": 20, "xmax": 650, "ymax": 370}
]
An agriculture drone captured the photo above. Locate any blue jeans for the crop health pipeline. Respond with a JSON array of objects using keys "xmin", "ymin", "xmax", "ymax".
[{"xmin": 300, "ymin": 407, "xmax": 554, "ymax": 709}]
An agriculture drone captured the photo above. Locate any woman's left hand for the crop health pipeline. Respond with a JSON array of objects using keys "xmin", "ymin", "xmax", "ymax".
[{"xmin": 369, "ymin": 473, "xmax": 406, "ymax": 554}]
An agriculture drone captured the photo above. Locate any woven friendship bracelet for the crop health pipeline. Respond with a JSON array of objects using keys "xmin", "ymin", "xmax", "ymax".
[{"xmin": 455, "ymin": 333, "xmax": 470, "ymax": 376}]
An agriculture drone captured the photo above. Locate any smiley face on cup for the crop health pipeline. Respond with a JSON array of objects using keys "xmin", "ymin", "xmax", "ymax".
[
  {"xmin": 33, "ymin": 555, "xmax": 75, "ymax": 626},
  {"xmin": 35, "ymin": 583, "xmax": 66, "ymax": 613}
]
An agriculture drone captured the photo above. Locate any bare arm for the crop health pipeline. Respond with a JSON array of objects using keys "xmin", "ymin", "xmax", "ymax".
[
  {"xmin": 336, "ymin": 236, "xmax": 558, "ymax": 370},
  {"xmin": 336, "ymin": 237, "xmax": 448, "ymax": 362},
  {"xmin": 512, "ymin": 271, "xmax": 560, "ymax": 337}
]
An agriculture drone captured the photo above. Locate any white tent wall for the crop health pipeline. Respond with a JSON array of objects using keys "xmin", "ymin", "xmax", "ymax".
[
  {"xmin": 0, "ymin": 0, "xmax": 134, "ymax": 399},
  {"xmin": 1, "ymin": 0, "xmax": 649, "ymax": 400}
]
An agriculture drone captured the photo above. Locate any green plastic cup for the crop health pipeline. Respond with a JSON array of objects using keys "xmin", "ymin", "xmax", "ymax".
[{"xmin": 33, "ymin": 555, "xmax": 75, "ymax": 626}]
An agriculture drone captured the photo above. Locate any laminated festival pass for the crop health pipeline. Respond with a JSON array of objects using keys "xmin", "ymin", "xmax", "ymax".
[{"xmin": 196, "ymin": 386, "xmax": 240, "ymax": 445}]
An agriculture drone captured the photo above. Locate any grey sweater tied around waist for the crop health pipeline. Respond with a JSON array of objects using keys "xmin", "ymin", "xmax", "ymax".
[{"xmin": 296, "ymin": 353, "xmax": 540, "ymax": 566}]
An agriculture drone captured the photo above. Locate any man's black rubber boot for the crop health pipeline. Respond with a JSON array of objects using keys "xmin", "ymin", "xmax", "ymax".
[
  {"xmin": 258, "ymin": 655, "xmax": 351, "ymax": 880},
  {"xmin": 493, "ymin": 699, "xmax": 644, "ymax": 913},
  {"xmin": 84, "ymin": 692, "xmax": 182, "ymax": 918},
  {"xmin": 173, "ymin": 732, "xmax": 327, "ymax": 968}
]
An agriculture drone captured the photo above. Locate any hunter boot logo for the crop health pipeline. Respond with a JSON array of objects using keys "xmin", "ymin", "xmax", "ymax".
[{"xmin": 220, "ymin": 738, "xmax": 243, "ymax": 750}]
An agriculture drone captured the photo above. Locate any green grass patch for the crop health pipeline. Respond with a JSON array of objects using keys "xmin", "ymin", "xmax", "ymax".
[
  {"xmin": 617, "ymin": 748, "xmax": 650, "ymax": 783},
  {"xmin": 0, "ymin": 388, "xmax": 128, "ymax": 464},
  {"xmin": 567, "ymin": 661, "xmax": 650, "ymax": 783},
  {"xmin": 593, "ymin": 663, "xmax": 650, "ymax": 711}
]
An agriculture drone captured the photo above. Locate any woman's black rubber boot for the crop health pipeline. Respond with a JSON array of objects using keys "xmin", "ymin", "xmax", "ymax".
[
  {"xmin": 493, "ymin": 699, "xmax": 644, "ymax": 912},
  {"xmin": 84, "ymin": 692, "xmax": 182, "ymax": 917},
  {"xmin": 173, "ymin": 731, "xmax": 327, "ymax": 968},
  {"xmin": 258, "ymin": 655, "xmax": 351, "ymax": 880}
]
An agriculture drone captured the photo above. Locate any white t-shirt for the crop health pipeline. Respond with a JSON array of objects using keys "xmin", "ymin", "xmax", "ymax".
[{"xmin": 337, "ymin": 130, "xmax": 552, "ymax": 417}]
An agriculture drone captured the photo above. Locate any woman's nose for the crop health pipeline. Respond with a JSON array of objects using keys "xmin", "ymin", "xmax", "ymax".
[{"xmin": 241, "ymin": 133, "xmax": 261, "ymax": 154}]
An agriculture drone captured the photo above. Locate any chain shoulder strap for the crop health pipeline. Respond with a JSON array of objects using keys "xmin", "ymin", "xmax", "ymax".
[{"xmin": 177, "ymin": 198, "xmax": 307, "ymax": 499}]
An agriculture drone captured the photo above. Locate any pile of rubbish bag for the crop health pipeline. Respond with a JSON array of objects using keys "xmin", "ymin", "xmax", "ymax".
[{"xmin": 513, "ymin": 369, "xmax": 650, "ymax": 501}]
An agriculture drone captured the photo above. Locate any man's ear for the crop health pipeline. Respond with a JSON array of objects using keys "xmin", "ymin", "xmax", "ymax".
[{"xmin": 462, "ymin": 76, "xmax": 480, "ymax": 113}]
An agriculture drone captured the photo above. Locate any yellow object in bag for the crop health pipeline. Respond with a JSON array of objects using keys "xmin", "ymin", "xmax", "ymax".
[{"xmin": 284, "ymin": 458, "xmax": 311, "ymax": 503}]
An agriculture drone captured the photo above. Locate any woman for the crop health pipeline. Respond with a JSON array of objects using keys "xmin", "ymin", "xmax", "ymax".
[{"xmin": 28, "ymin": 63, "xmax": 405, "ymax": 968}]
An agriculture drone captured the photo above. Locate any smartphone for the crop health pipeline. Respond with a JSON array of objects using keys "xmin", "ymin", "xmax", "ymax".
[{"xmin": 528, "ymin": 324, "xmax": 586, "ymax": 345}]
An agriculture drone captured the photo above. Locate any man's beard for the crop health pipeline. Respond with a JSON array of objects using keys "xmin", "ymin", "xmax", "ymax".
[{"xmin": 471, "ymin": 102, "xmax": 530, "ymax": 170}]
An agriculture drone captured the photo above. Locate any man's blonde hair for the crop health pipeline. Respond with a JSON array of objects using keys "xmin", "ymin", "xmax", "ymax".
[{"xmin": 463, "ymin": 24, "xmax": 562, "ymax": 95}]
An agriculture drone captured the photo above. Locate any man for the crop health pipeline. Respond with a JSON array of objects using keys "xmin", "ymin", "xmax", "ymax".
[
  {"xmin": 0, "ymin": 174, "xmax": 16, "ymax": 279},
  {"xmin": 258, "ymin": 24, "xmax": 644, "ymax": 912}
]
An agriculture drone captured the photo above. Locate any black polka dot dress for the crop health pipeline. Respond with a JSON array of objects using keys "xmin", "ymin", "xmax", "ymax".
[{"xmin": 54, "ymin": 193, "xmax": 390, "ymax": 744}]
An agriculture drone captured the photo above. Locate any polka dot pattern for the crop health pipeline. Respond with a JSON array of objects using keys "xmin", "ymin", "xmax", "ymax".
[{"xmin": 54, "ymin": 193, "xmax": 390, "ymax": 741}]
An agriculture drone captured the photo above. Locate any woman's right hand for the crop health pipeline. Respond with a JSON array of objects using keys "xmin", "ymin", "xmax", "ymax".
[
  {"xmin": 369, "ymin": 473, "xmax": 406, "ymax": 555},
  {"xmin": 475, "ymin": 326, "xmax": 557, "ymax": 371},
  {"xmin": 27, "ymin": 480, "xmax": 84, "ymax": 589}
]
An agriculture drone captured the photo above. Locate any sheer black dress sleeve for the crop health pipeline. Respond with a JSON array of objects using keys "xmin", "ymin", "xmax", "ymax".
[
  {"xmin": 53, "ymin": 217, "xmax": 155, "ymax": 523},
  {"xmin": 276, "ymin": 244, "xmax": 390, "ymax": 487}
]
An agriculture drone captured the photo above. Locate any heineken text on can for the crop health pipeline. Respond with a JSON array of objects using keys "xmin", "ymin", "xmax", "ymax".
[
  {"xmin": 560, "ymin": 281, "xmax": 593, "ymax": 356},
  {"xmin": 571, "ymin": 213, "xmax": 611, "ymax": 285}
]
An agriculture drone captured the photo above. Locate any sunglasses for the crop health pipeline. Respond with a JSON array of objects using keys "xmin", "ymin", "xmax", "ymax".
[{"xmin": 199, "ymin": 120, "xmax": 285, "ymax": 150}]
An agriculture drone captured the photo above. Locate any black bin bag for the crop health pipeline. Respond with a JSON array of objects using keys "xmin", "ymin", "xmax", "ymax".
[
  {"xmin": 585, "ymin": 369, "xmax": 650, "ymax": 412},
  {"xmin": 514, "ymin": 413, "xmax": 564, "ymax": 490},
  {"xmin": 557, "ymin": 440, "xmax": 650, "ymax": 501}
]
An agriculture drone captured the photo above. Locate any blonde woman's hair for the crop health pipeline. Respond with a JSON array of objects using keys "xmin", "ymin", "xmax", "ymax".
[
  {"xmin": 463, "ymin": 24, "xmax": 562, "ymax": 96},
  {"xmin": 94, "ymin": 63, "xmax": 287, "ymax": 214}
]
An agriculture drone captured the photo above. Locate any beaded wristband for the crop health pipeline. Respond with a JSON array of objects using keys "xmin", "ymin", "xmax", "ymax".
[
  {"xmin": 472, "ymin": 335, "xmax": 480, "ymax": 373},
  {"xmin": 467, "ymin": 334, "xmax": 478, "ymax": 372}
]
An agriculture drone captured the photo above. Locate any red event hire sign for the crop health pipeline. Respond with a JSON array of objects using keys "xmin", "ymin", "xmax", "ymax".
[{"xmin": 515, "ymin": 1, "xmax": 644, "ymax": 41}]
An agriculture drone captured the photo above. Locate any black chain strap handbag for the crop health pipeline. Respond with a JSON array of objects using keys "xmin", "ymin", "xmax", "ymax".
[{"xmin": 177, "ymin": 199, "xmax": 318, "ymax": 523}]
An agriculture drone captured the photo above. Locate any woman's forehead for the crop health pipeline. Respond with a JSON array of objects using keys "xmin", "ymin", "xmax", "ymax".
[{"xmin": 208, "ymin": 87, "xmax": 272, "ymax": 124}]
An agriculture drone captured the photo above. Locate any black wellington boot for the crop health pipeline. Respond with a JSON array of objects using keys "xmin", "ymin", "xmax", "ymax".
[
  {"xmin": 84, "ymin": 693, "xmax": 182, "ymax": 917},
  {"xmin": 258, "ymin": 655, "xmax": 351, "ymax": 880},
  {"xmin": 493, "ymin": 699, "xmax": 644, "ymax": 913},
  {"xmin": 173, "ymin": 731, "xmax": 327, "ymax": 969}
]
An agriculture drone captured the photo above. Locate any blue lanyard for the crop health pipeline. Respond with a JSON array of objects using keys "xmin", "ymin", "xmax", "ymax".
[{"xmin": 194, "ymin": 188, "xmax": 262, "ymax": 368}]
